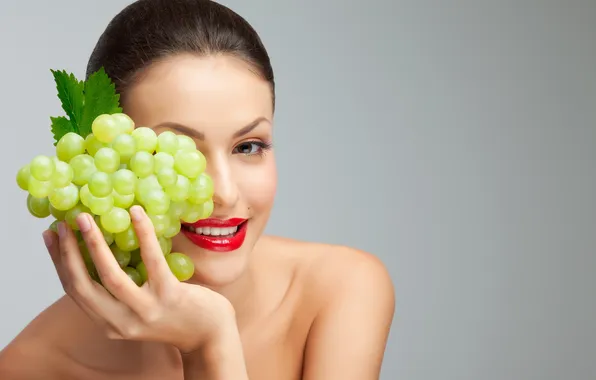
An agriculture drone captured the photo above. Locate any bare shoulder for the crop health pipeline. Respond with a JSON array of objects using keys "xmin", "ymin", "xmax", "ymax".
[
  {"xmin": 0, "ymin": 295, "xmax": 84, "ymax": 378},
  {"xmin": 259, "ymin": 235, "xmax": 395, "ymax": 316},
  {"xmin": 306, "ymin": 241, "xmax": 394, "ymax": 298},
  {"xmin": 259, "ymin": 235, "xmax": 395, "ymax": 379},
  {"xmin": 0, "ymin": 295, "xmax": 181, "ymax": 379}
]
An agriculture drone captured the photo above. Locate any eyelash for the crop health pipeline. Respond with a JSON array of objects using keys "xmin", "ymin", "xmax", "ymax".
[{"xmin": 233, "ymin": 140, "xmax": 273, "ymax": 157}]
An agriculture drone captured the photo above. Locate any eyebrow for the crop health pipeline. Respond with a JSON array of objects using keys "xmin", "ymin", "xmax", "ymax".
[{"xmin": 151, "ymin": 117, "xmax": 269, "ymax": 140}]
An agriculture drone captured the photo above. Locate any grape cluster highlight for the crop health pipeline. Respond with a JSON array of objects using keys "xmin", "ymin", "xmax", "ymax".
[{"xmin": 17, "ymin": 113, "xmax": 214, "ymax": 285}]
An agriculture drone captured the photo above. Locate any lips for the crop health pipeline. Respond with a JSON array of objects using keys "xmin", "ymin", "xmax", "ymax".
[{"xmin": 181, "ymin": 218, "xmax": 248, "ymax": 252}]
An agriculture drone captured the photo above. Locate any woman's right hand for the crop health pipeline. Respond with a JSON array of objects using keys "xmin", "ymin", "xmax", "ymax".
[{"xmin": 42, "ymin": 206, "xmax": 239, "ymax": 354}]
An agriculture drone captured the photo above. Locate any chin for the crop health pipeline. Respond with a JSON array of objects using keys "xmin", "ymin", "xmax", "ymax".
[{"xmin": 170, "ymin": 224, "xmax": 255, "ymax": 288}]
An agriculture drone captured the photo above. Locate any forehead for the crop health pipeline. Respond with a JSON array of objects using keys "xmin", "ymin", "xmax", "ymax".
[{"xmin": 123, "ymin": 53, "xmax": 273, "ymax": 128}]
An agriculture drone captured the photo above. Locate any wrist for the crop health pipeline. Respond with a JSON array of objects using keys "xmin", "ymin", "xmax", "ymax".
[
  {"xmin": 181, "ymin": 302, "xmax": 248, "ymax": 379},
  {"xmin": 181, "ymin": 294, "xmax": 237, "ymax": 354},
  {"xmin": 182, "ymin": 321, "xmax": 248, "ymax": 379}
]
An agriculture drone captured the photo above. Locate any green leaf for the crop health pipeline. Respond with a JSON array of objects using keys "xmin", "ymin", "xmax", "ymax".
[
  {"xmin": 50, "ymin": 69, "xmax": 84, "ymax": 135},
  {"xmin": 50, "ymin": 116, "xmax": 76, "ymax": 146},
  {"xmin": 79, "ymin": 67, "xmax": 122, "ymax": 138},
  {"xmin": 48, "ymin": 67, "xmax": 121, "ymax": 145}
]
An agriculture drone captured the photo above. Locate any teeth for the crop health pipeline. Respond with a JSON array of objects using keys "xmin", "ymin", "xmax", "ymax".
[{"xmin": 193, "ymin": 226, "xmax": 239, "ymax": 236}]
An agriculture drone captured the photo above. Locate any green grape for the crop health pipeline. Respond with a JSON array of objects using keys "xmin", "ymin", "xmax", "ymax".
[
  {"xmin": 114, "ymin": 225, "xmax": 139, "ymax": 251},
  {"xmin": 158, "ymin": 236, "xmax": 172, "ymax": 255},
  {"xmin": 30, "ymin": 155, "xmax": 55, "ymax": 181},
  {"xmin": 124, "ymin": 267, "xmax": 143, "ymax": 286},
  {"xmin": 174, "ymin": 150, "xmax": 206, "ymax": 179},
  {"xmin": 136, "ymin": 261, "xmax": 148, "ymax": 283},
  {"xmin": 144, "ymin": 189, "xmax": 170, "ymax": 215},
  {"xmin": 51, "ymin": 160, "xmax": 74, "ymax": 188},
  {"xmin": 79, "ymin": 185, "xmax": 91, "ymax": 208},
  {"xmin": 112, "ymin": 169, "xmax": 137, "ymax": 195},
  {"xmin": 49, "ymin": 220, "xmax": 59, "ymax": 233},
  {"xmin": 92, "ymin": 114, "xmax": 119, "ymax": 143},
  {"xmin": 94, "ymin": 148, "xmax": 120, "ymax": 174},
  {"xmin": 84, "ymin": 134, "xmax": 109, "ymax": 157},
  {"xmin": 28, "ymin": 177, "xmax": 53, "ymax": 198},
  {"xmin": 154, "ymin": 152, "xmax": 175, "ymax": 173},
  {"xmin": 87, "ymin": 263, "xmax": 101, "ymax": 284},
  {"xmin": 70, "ymin": 154, "xmax": 97, "ymax": 186},
  {"xmin": 88, "ymin": 171, "xmax": 113, "ymax": 197},
  {"xmin": 183, "ymin": 199, "xmax": 213, "ymax": 222},
  {"xmin": 177, "ymin": 135, "xmax": 197, "ymax": 151},
  {"xmin": 94, "ymin": 215, "xmax": 115, "ymax": 246},
  {"xmin": 110, "ymin": 244, "xmax": 131, "ymax": 268},
  {"xmin": 165, "ymin": 253, "xmax": 195, "ymax": 281},
  {"xmin": 80, "ymin": 242, "xmax": 101, "ymax": 284},
  {"xmin": 129, "ymin": 249, "xmax": 142, "ymax": 267},
  {"xmin": 49, "ymin": 203, "xmax": 67, "ymax": 220},
  {"xmin": 199, "ymin": 199, "xmax": 214, "ymax": 219},
  {"xmin": 163, "ymin": 216, "xmax": 181, "ymax": 238},
  {"xmin": 156, "ymin": 167, "xmax": 177, "ymax": 188},
  {"xmin": 130, "ymin": 151, "xmax": 154, "ymax": 178},
  {"xmin": 131, "ymin": 127, "xmax": 158, "ymax": 153},
  {"xmin": 27, "ymin": 194, "xmax": 51, "ymax": 218},
  {"xmin": 187, "ymin": 173, "xmax": 214, "ymax": 204},
  {"xmin": 56, "ymin": 132, "xmax": 85, "ymax": 162},
  {"xmin": 48, "ymin": 183, "xmax": 79, "ymax": 211},
  {"xmin": 112, "ymin": 190, "xmax": 135, "ymax": 209},
  {"xmin": 156, "ymin": 131, "xmax": 179, "ymax": 154},
  {"xmin": 164, "ymin": 175, "xmax": 190, "ymax": 202},
  {"xmin": 74, "ymin": 230, "xmax": 84, "ymax": 242},
  {"xmin": 180, "ymin": 201, "xmax": 205, "ymax": 223},
  {"xmin": 100, "ymin": 207, "xmax": 131, "ymax": 234},
  {"xmin": 112, "ymin": 113, "xmax": 135, "ymax": 135},
  {"xmin": 78, "ymin": 240, "xmax": 93, "ymax": 265},
  {"xmin": 87, "ymin": 193, "xmax": 114, "ymax": 216},
  {"xmin": 148, "ymin": 213, "xmax": 170, "ymax": 237},
  {"xmin": 111, "ymin": 134, "xmax": 137, "ymax": 164},
  {"xmin": 65, "ymin": 203, "xmax": 91, "ymax": 230},
  {"xmin": 16, "ymin": 164, "xmax": 30, "ymax": 191},
  {"xmin": 169, "ymin": 201, "xmax": 186, "ymax": 218},
  {"xmin": 135, "ymin": 175, "xmax": 161, "ymax": 204},
  {"xmin": 140, "ymin": 174, "xmax": 161, "ymax": 190}
]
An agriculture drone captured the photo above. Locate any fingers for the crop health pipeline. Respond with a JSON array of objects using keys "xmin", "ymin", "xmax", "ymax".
[
  {"xmin": 44, "ymin": 222, "xmax": 144, "ymax": 340},
  {"xmin": 43, "ymin": 229, "xmax": 64, "ymax": 282},
  {"xmin": 76, "ymin": 213, "xmax": 150, "ymax": 312},
  {"xmin": 44, "ymin": 225, "xmax": 107, "ymax": 324},
  {"xmin": 129, "ymin": 206, "xmax": 175, "ymax": 287},
  {"xmin": 56, "ymin": 222, "xmax": 99, "ymax": 303}
]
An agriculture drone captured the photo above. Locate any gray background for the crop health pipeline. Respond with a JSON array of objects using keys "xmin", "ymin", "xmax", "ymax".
[{"xmin": 1, "ymin": 1, "xmax": 595, "ymax": 379}]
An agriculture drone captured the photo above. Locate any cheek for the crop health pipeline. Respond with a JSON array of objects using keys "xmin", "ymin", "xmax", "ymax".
[{"xmin": 236, "ymin": 158, "xmax": 277, "ymax": 213}]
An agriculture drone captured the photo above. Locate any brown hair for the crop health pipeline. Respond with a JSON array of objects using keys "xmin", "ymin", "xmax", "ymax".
[{"xmin": 86, "ymin": 0, "xmax": 275, "ymax": 108}]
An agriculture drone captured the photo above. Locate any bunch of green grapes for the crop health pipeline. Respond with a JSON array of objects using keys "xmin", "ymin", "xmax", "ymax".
[{"xmin": 16, "ymin": 113, "xmax": 214, "ymax": 285}]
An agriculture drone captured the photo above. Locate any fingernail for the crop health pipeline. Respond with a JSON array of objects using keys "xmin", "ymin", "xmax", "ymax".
[
  {"xmin": 77, "ymin": 213, "xmax": 91, "ymax": 232},
  {"xmin": 42, "ymin": 231, "xmax": 53, "ymax": 248},
  {"xmin": 130, "ymin": 206, "xmax": 144, "ymax": 221},
  {"xmin": 58, "ymin": 221, "xmax": 67, "ymax": 237}
]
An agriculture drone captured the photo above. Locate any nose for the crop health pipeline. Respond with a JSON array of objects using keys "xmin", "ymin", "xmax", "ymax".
[{"xmin": 207, "ymin": 157, "xmax": 239, "ymax": 212}]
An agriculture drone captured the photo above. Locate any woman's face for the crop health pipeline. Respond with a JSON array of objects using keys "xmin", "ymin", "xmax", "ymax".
[{"xmin": 123, "ymin": 53, "xmax": 277, "ymax": 288}]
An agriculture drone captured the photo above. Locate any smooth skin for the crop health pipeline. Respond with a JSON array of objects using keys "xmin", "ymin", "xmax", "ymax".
[{"xmin": 0, "ymin": 54, "xmax": 395, "ymax": 379}]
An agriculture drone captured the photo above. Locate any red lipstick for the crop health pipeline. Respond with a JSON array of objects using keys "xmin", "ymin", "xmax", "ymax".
[{"xmin": 181, "ymin": 218, "xmax": 248, "ymax": 252}]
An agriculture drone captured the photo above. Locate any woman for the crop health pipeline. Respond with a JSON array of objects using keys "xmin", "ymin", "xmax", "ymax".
[{"xmin": 0, "ymin": 0, "xmax": 395, "ymax": 379}]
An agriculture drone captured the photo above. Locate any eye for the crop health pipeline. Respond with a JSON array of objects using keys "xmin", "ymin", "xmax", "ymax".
[{"xmin": 233, "ymin": 140, "xmax": 271, "ymax": 156}]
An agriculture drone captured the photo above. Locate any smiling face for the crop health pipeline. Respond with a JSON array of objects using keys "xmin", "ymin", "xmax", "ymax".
[{"xmin": 122, "ymin": 53, "xmax": 277, "ymax": 288}]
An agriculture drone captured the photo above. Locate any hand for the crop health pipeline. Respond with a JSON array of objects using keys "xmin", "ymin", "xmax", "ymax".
[{"xmin": 43, "ymin": 205, "xmax": 236, "ymax": 354}]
